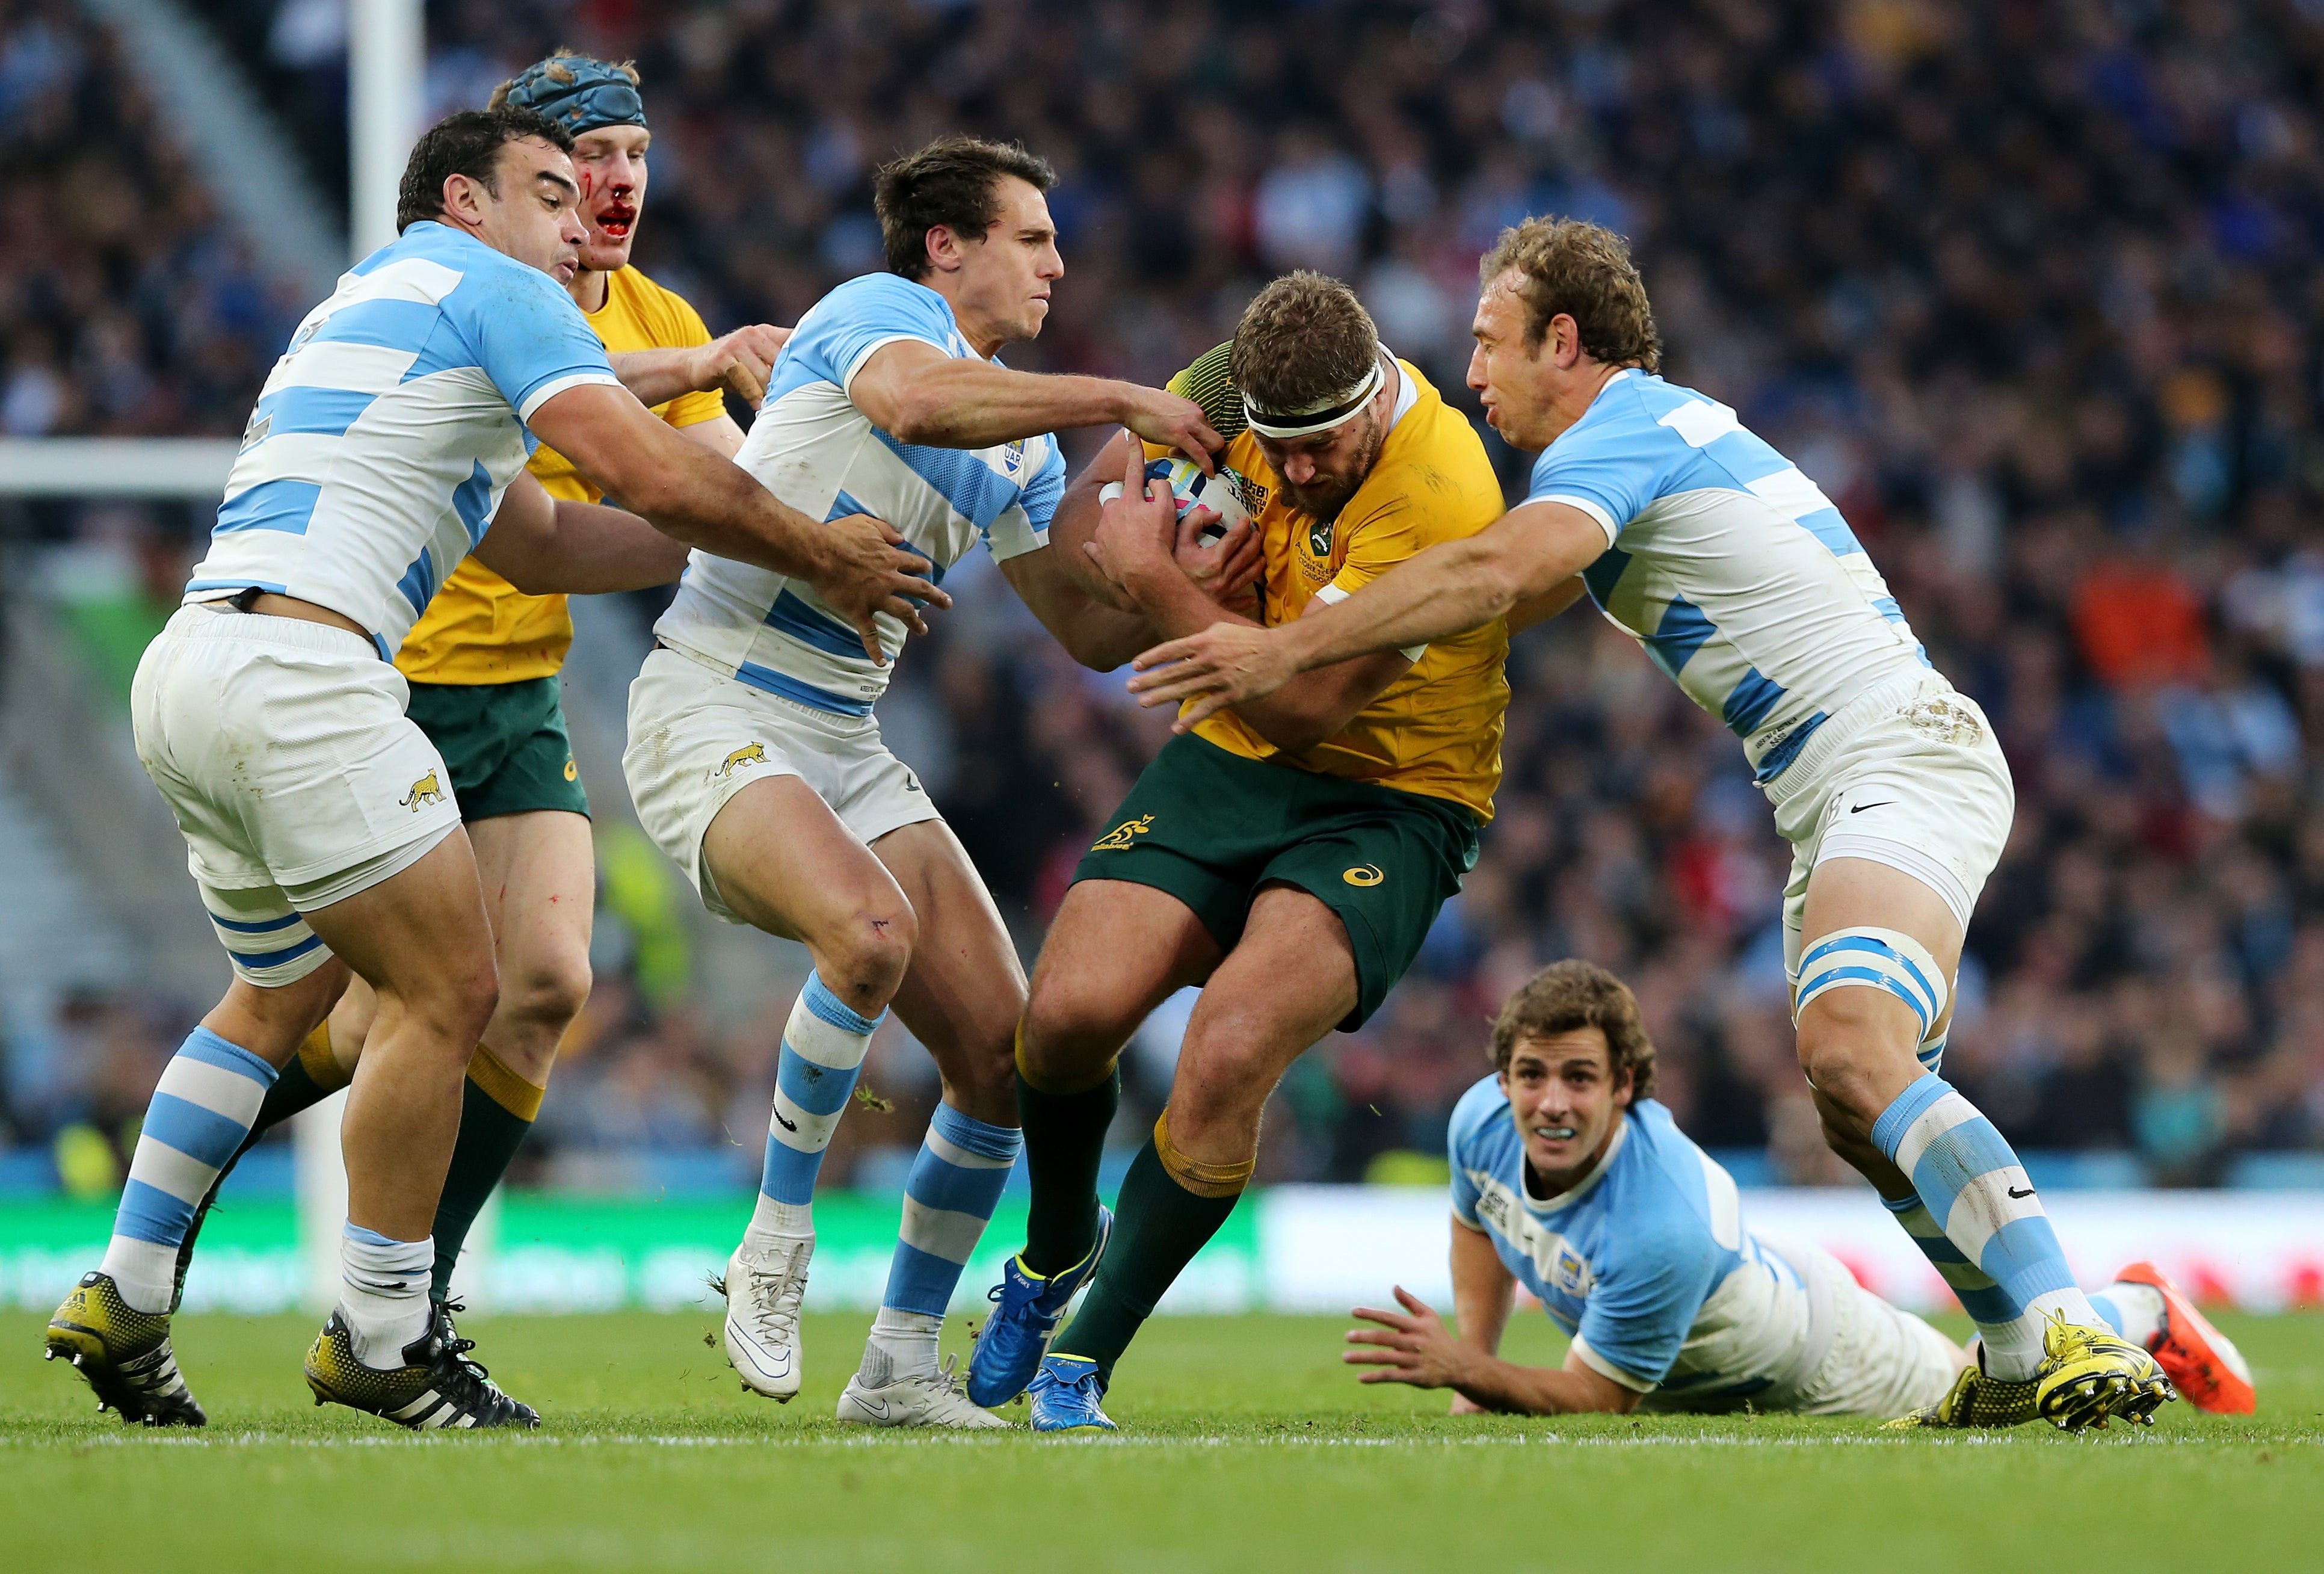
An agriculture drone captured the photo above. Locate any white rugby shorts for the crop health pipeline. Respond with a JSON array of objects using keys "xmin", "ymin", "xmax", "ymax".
[
  {"xmin": 1765, "ymin": 670, "xmax": 2015, "ymax": 981},
  {"xmin": 1778, "ymin": 1238, "xmax": 1964, "ymax": 1417},
  {"xmin": 132, "ymin": 606, "xmax": 461, "ymax": 986},
  {"xmin": 623, "ymin": 647, "xmax": 940, "ymax": 924}
]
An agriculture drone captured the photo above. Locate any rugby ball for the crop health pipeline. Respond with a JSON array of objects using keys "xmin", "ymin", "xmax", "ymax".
[{"xmin": 1102, "ymin": 457, "xmax": 1251, "ymax": 544}]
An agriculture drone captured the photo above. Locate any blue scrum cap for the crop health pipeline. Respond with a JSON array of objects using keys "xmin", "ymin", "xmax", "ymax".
[{"xmin": 499, "ymin": 55, "xmax": 647, "ymax": 137}]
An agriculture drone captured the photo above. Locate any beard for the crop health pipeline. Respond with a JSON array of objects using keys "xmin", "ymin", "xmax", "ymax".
[{"xmin": 1278, "ymin": 409, "xmax": 1386, "ymax": 521}]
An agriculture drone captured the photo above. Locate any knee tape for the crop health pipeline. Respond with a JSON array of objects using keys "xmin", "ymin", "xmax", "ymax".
[
  {"xmin": 1793, "ymin": 927, "xmax": 1948, "ymax": 1046},
  {"xmin": 1153, "ymin": 1109, "xmax": 1253, "ymax": 1199}
]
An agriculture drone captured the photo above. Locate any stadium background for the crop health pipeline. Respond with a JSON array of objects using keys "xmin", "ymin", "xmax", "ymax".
[{"xmin": 2, "ymin": 0, "xmax": 2322, "ymax": 1320}]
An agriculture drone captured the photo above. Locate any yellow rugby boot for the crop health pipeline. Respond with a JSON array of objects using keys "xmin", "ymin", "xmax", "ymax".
[
  {"xmin": 1884, "ymin": 1358, "xmax": 2038, "ymax": 1429},
  {"xmin": 304, "ymin": 1305, "xmax": 538, "ymax": 1430},
  {"xmin": 44, "ymin": 1271, "xmax": 206, "ymax": 1427},
  {"xmin": 2032, "ymin": 1312, "xmax": 2177, "ymax": 1431}
]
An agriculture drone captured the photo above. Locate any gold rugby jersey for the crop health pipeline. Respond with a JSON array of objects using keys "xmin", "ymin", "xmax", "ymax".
[
  {"xmin": 1151, "ymin": 344, "xmax": 1509, "ymax": 822},
  {"xmin": 396, "ymin": 265, "xmax": 729, "ymax": 684}
]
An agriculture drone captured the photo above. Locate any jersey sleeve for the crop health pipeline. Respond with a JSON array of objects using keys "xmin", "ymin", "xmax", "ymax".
[
  {"xmin": 650, "ymin": 286, "xmax": 729, "ymax": 430},
  {"xmin": 783, "ymin": 273, "xmax": 958, "ymax": 399},
  {"xmin": 1522, "ymin": 400, "xmax": 1677, "ymax": 548},
  {"xmin": 984, "ymin": 438, "xmax": 1064, "ymax": 563},
  {"xmin": 1567, "ymin": 1217, "xmax": 1722, "ymax": 1391},
  {"xmin": 1444, "ymin": 1076, "xmax": 1505, "ymax": 1230},
  {"xmin": 462, "ymin": 261, "xmax": 621, "ymax": 421}
]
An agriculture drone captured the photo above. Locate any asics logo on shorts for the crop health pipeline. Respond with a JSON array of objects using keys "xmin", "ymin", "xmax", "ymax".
[
  {"xmin": 1091, "ymin": 815, "xmax": 1154, "ymax": 851},
  {"xmin": 399, "ymin": 771, "xmax": 444, "ymax": 809},
  {"xmin": 718, "ymin": 742, "xmax": 767, "ymax": 777},
  {"xmin": 1343, "ymin": 865, "xmax": 1385, "ymax": 886}
]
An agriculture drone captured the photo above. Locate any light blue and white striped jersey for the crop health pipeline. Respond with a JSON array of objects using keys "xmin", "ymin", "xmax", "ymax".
[
  {"xmin": 1527, "ymin": 369, "xmax": 1930, "ymax": 783},
  {"xmin": 185, "ymin": 221, "xmax": 620, "ymax": 657},
  {"xmin": 1449, "ymin": 1077, "xmax": 1819, "ymax": 1404},
  {"xmin": 652, "ymin": 271, "xmax": 1065, "ymax": 715}
]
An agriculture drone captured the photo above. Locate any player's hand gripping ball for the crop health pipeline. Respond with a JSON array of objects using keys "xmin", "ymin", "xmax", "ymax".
[{"xmin": 1102, "ymin": 458, "xmax": 1252, "ymax": 544}]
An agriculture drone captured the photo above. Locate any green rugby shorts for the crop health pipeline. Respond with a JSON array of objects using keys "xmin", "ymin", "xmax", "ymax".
[
  {"xmin": 1070, "ymin": 732, "xmax": 1479, "ymax": 1029},
  {"xmin": 404, "ymin": 674, "xmax": 589, "ymax": 823}
]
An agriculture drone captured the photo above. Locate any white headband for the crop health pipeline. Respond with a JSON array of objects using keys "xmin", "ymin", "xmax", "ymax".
[{"xmin": 1242, "ymin": 356, "xmax": 1385, "ymax": 440}]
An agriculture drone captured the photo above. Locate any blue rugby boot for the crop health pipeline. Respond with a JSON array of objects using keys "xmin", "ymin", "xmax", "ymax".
[
  {"xmin": 967, "ymin": 1206, "xmax": 1111, "ymax": 1407},
  {"xmin": 1027, "ymin": 1353, "xmax": 1115, "ymax": 1433}
]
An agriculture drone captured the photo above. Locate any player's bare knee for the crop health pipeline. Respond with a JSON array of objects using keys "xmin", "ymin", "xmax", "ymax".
[
  {"xmin": 1019, "ymin": 986, "xmax": 1122, "ymax": 1090},
  {"xmin": 1793, "ymin": 998, "xmax": 1905, "ymax": 1120},
  {"xmin": 504, "ymin": 949, "xmax": 593, "ymax": 1037},
  {"xmin": 816, "ymin": 902, "xmax": 916, "ymax": 1009}
]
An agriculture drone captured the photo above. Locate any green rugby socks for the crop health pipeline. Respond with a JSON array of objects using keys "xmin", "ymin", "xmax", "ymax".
[
  {"xmin": 1050, "ymin": 1111, "xmax": 1251, "ymax": 1380},
  {"xmin": 430, "ymin": 1043, "xmax": 542, "ymax": 1303},
  {"xmin": 1016, "ymin": 1040, "xmax": 1120, "ymax": 1277}
]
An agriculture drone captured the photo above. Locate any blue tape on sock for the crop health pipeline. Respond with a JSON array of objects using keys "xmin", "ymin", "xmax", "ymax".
[
  {"xmin": 801, "ymin": 971, "xmax": 884, "ymax": 1037},
  {"xmin": 1869, "ymin": 1072, "xmax": 1949, "ymax": 1161}
]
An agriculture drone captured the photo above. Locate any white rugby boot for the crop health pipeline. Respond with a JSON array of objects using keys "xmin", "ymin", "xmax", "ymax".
[
  {"xmin": 721, "ymin": 1232, "xmax": 812, "ymax": 1402},
  {"xmin": 836, "ymin": 1348, "xmax": 1010, "ymax": 1430}
]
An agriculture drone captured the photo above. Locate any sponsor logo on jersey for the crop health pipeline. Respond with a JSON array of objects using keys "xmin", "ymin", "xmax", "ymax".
[
  {"xmin": 399, "ymin": 770, "xmax": 444, "ymax": 809},
  {"xmin": 719, "ymin": 742, "xmax": 767, "ymax": 777},
  {"xmin": 1901, "ymin": 696, "xmax": 1983, "ymax": 747},
  {"xmin": 563, "ymin": 758, "xmax": 578, "ymax": 782},
  {"xmin": 1091, "ymin": 813, "xmax": 1155, "ymax": 851},
  {"xmin": 1343, "ymin": 864, "xmax": 1385, "ymax": 887}
]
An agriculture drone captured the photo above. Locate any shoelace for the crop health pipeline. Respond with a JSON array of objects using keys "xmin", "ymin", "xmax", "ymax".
[
  {"xmin": 742, "ymin": 1251, "xmax": 806, "ymax": 1339},
  {"xmin": 431, "ymin": 1301, "xmax": 510, "ymax": 1400}
]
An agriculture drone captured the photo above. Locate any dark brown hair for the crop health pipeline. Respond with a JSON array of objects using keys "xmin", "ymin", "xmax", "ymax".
[
  {"xmin": 1230, "ymin": 271, "xmax": 1380, "ymax": 416},
  {"xmin": 1489, "ymin": 958, "xmax": 1657, "ymax": 1103},
  {"xmin": 874, "ymin": 135, "xmax": 1056, "ymax": 280},
  {"xmin": 1479, "ymin": 217, "xmax": 1660, "ymax": 372},
  {"xmin": 395, "ymin": 108, "xmax": 573, "ymax": 233}
]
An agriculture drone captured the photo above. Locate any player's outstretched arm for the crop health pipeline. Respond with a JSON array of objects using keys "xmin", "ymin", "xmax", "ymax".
[
  {"xmin": 473, "ymin": 471, "xmax": 691, "ymax": 594},
  {"xmin": 1085, "ymin": 443, "xmax": 1405, "ymax": 752},
  {"xmin": 529, "ymin": 381, "xmax": 947, "ymax": 664},
  {"xmin": 608, "ymin": 323, "xmax": 791, "ymax": 410},
  {"xmin": 849, "ymin": 341, "xmax": 1221, "ymax": 466},
  {"xmin": 1128, "ymin": 499, "xmax": 1610, "ymax": 730},
  {"xmin": 1345, "ymin": 1285, "xmax": 1643, "ymax": 1416}
]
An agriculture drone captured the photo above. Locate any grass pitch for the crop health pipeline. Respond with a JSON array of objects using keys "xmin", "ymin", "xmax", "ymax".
[{"xmin": 5, "ymin": 1307, "xmax": 2319, "ymax": 1571}]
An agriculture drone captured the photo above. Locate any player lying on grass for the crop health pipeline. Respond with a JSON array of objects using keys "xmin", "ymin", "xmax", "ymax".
[
  {"xmin": 161, "ymin": 48, "xmax": 794, "ymax": 1387},
  {"xmin": 968, "ymin": 273, "xmax": 1579, "ymax": 1432},
  {"xmin": 620, "ymin": 135, "xmax": 1249, "ymax": 1428},
  {"xmin": 45, "ymin": 107, "xmax": 939, "ymax": 1432},
  {"xmin": 1128, "ymin": 217, "xmax": 2175, "ymax": 1430},
  {"xmin": 1343, "ymin": 961, "xmax": 2255, "ymax": 1421}
]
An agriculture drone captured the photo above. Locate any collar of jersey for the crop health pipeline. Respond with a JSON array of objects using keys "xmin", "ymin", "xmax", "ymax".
[{"xmin": 1518, "ymin": 1111, "xmax": 1629, "ymax": 1215}]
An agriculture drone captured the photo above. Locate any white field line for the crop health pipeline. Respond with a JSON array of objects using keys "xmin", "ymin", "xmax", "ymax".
[{"xmin": 7, "ymin": 1429, "xmax": 2303, "ymax": 1452}]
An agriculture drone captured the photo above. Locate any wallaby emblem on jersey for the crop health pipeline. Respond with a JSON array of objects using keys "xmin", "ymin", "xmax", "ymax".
[
  {"xmin": 1091, "ymin": 815, "xmax": 1155, "ymax": 851},
  {"xmin": 1308, "ymin": 516, "xmax": 1333, "ymax": 558},
  {"xmin": 399, "ymin": 771, "xmax": 444, "ymax": 810},
  {"xmin": 719, "ymin": 742, "xmax": 767, "ymax": 777}
]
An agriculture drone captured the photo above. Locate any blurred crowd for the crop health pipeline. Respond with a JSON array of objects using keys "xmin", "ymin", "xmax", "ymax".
[
  {"xmin": 11, "ymin": 0, "xmax": 2324, "ymax": 1190},
  {"xmin": 0, "ymin": 3, "xmax": 290, "ymax": 449}
]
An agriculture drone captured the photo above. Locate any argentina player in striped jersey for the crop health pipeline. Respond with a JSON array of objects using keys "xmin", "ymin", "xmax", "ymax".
[
  {"xmin": 1133, "ymin": 219, "xmax": 2176, "ymax": 1430},
  {"xmin": 622, "ymin": 136, "xmax": 1249, "ymax": 1428},
  {"xmin": 45, "ymin": 108, "xmax": 939, "ymax": 1432},
  {"xmin": 1345, "ymin": 961, "xmax": 2248, "ymax": 1420}
]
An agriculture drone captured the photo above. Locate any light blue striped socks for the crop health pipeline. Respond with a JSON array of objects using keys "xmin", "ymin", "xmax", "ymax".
[
  {"xmin": 863, "ymin": 1102, "xmax": 1022, "ymax": 1380},
  {"xmin": 750, "ymin": 972, "xmax": 884, "ymax": 1241},
  {"xmin": 101, "ymin": 1026, "xmax": 277, "ymax": 1313},
  {"xmin": 1871, "ymin": 1072, "xmax": 2098, "ymax": 1378}
]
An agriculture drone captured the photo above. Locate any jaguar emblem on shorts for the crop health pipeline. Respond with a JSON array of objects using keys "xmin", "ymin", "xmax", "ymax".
[
  {"xmin": 398, "ymin": 771, "xmax": 444, "ymax": 810},
  {"xmin": 1343, "ymin": 864, "xmax": 1385, "ymax": 887},
  {"xmin": 1901, "ymin": 697, "xmax": 1983, "ymax": 747},
  {"xmin": 1091, "ymin": 814, "xmax": 1155, "ymax": 851},
  {"xmin": 718, "ymin": 742, "xmax": 767, "ymax": 777}
]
